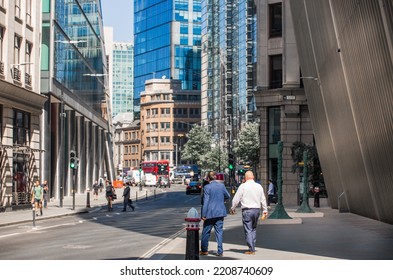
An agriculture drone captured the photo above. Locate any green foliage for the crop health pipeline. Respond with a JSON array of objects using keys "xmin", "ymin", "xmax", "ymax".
[
  {"xmin": 291, "ymin": 141, "xmax": 324, "ymax": 187},
  {"xmin": 181, "ymin": 125, "xmax": 212, "ymax": 167},
  {"xmin": 200, "ymin": 145, "xmax": 228, "ymax": 171},
  {"xmin": 233, "ymin": 122, "xmax": 260, "ymax": 166}
]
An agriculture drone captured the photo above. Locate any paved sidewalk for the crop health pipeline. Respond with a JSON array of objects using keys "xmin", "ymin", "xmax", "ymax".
[
  {"xmin": 148, "ymin": 206, "xmax": 393, "ymax": 260},
  {"xmin": 2, "ymin": 193, "xmax": 393, "ymax": 261},
  {"xmin": 0, "ymin": 186, "xmax": 158, "ymax": 227}
]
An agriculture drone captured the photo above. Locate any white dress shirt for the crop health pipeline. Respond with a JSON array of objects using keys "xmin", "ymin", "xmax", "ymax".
[{"xmin": 231, "ymin": 179, "xmax": 268, "ymax": 213}]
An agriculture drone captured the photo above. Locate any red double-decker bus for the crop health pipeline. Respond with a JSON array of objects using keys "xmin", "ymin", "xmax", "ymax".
[{"xmin": 141, "ymin": 160, "xmax": 170, "ymax": 178}]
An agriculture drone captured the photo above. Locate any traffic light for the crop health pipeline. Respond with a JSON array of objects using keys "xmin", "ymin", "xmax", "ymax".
[
  {"xmin": 139, "ymin": 166, "xmax": 142, "ymax": 172},
  {"xmin": 69, "ymin": 150, "xmax": 76, "ymax": 169},
  {"xmin": 228, "ymin": 153, "xmax": 234, "ymax": 170},
  {"xmin": 238, "ymin": 169, "xmax": 244, "ymax": 175}
]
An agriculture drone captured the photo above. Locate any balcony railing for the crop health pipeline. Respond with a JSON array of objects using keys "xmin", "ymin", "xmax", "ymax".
[
  {"xmin": 0, "ymin": 61, "xmax": 4, "ymax": 76},
  {"xmin": 25, "ymin": 73, "xmax": 32, "ymax": 87},
  {"xmin": 12, "ymin": 67, "xmax": 21, "ymax": 82}
]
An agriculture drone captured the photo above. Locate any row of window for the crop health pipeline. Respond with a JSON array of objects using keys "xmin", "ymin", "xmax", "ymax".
[
  {"xmin": 0, "ymin": 26, "xmax": 34, "ymax": 79},
  {"xmin": 123, "ymin": 159, "xmax": 139, "ymax": 168},
  {"xmin": 123, "ymin": 131, "xmax": 139, "ymax": 141},
  {"xmin": 146, "ymin": 108, "xmax": 200, "ymax": 117},
  {"xmin": 123, "ymin": 145, "xmax": 139, "ymax": 155}
]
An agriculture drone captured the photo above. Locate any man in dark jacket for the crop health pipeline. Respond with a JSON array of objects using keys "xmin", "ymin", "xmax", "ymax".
[
  {"xmin": 122, "ymin": 182, "xmax": 135, "ymax": 211},
  {"xmin": 200, "ymin": 171, "xmax": 230, "ymax": 257}
]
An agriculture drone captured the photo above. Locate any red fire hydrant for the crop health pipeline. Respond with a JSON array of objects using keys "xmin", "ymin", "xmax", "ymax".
[{"xmin": 185, "ymin": 207, "xmax": 201, "ymax": 260}]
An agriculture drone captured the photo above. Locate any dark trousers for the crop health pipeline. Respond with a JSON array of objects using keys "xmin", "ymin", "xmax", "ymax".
[
  {"xmin": 123, "ymin": 199, "xmax": 134, "ymax": 211},
  {"xmin": 242, "ymin": 208, "xmax": 260, "ymax": 252}
]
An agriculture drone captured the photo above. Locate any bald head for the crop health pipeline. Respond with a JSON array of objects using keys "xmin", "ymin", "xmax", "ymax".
[{"xmin": 244, "ymin": 171, "xmax": 254, "ymax": 181}]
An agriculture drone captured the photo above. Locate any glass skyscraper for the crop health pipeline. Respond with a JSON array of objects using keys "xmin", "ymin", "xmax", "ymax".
[
  {"xmin": 201, "ymin": 0, "xmax": 256, "ymax": 149},
  {"xmin": 41, "ymin": 0, "xmax": 115, "ymax": 200},
  {"xmin": 112, "ymin": 43, "xmax": 134, "ymax": 117},
  {"xmin": 134, "ymin": 0, "xmax": 202, "ymax": 115}
]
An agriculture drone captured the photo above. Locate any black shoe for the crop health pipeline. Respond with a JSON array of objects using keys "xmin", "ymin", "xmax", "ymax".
[
  {"xmin": 132, "ymin": 207, "xmax": 135, "ymax": 211},
  {"xmin": 122, "ymin": 210, "xmax": 126, "ymax": 212}
]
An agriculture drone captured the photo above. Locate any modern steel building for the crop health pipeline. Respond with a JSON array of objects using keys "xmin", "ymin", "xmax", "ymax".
[
  {"xmin": 133, "ymin": 0, "xmax": 202, "ymax": 116},
  {"xmin": 111, "ymin": 42, "xmax": 134, "ymax": 118},
  {"xmin": 254, "ymin": 0, "xmax": 313, "ymax": 204},
  {"xmin": 290, "ymin": 0, "xmax": 393, "ymax": 224},
  {"xmin": 200, "ymin": 0, "xmax": 258, "ymax": 161},
  {"xmin": 0, "ymin": 0, "xmax": 45, "ymax": 209},
  {"xmin": 41, "ymin": 0, "xmax": 115, "ymax": 202}
]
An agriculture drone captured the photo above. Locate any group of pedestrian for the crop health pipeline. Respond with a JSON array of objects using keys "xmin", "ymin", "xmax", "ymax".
[
  {"xmin": 104, "ymin": 181, "xmax": 135, "ymax": 212},
  {"xmin": 30, "ymin": 179, "xmax": 49, "ymax": 216},
  {"xmin": 200, "ymin": 170, "xmax": 268, "ymax": 257}
]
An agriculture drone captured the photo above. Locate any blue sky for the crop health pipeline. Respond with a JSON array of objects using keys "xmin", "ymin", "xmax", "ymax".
[{"xmin": 101, "ymin": 0, "xmax": 134, "ymax": 42}]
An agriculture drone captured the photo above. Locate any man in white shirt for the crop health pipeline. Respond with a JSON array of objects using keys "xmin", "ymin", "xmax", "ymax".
[{"xmin": 230, "ymin": 171, "xmax": 268, "ymax": 254}]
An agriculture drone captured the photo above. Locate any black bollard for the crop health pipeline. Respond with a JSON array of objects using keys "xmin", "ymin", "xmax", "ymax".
[
  {"xmin": 185, "ymin": 208, "xmax": 201, "ymax": 260},
  {"xmin": 146, "ymin": 190, "xmax": 148, "ymax": 200},
  {"xmin": 86, "ymin": 189, "xmax": 91, "ymax": 208},
  {"xmin": 136, "ymin": 191, "xmax": 138, "ymax": 202},
  {"xmin": 154, "ymin": 189, "xmax": 156, "ymax": 199}
]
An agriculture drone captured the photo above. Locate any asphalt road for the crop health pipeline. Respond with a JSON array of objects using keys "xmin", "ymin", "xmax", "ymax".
[{"xmin": 0, "ymin": 184, "xmax": 202, "ymax": 260}]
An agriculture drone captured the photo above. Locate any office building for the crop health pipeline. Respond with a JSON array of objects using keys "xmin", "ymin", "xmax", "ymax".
[
  {"xmin": 254, "ymin": 0, "xmax": 313, "ymax": 204},
  {"xmin": 112, "ymin": 42, "xmax": 134, "ymax": 117},
  {"xmin": 134, "ymin": 0, "xmax": 202, "ymax": 116},
  {"xmin": 140, "ymin": 78, "xmax": 201, "ymax": 167},
  {"xmin": 201, "ymin": 0, "xmax": 258, "ymax": 161},
  {"xmin": 0, "ymin": 0, "xmax": 45, "ymax": 209},
  {"xmin": 41, "ymin": 0, "xmax": 115, "ymax": 201}
]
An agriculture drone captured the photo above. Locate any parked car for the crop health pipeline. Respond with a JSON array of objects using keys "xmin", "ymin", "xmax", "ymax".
[{"xmin": 186, "ymin": 180, "xmax": 202, "ymax": 195}]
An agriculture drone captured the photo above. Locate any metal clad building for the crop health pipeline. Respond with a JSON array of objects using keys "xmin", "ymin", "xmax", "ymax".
[{"xmin": 290, "ymin": 0, "xmax": 393, "ymax": 224}]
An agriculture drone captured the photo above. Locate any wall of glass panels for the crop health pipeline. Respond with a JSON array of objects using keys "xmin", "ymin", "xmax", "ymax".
[{"xmin": 53, "ymin": 0, "xmax": 106, "ymax": 114}]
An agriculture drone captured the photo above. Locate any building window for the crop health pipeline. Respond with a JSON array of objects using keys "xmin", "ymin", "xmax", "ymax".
[
  {"xmin": 161, "ymin": 122, "xmax": 170, "ymax": 130},
  {"xmin": 15, "ymin": 0, "xmax": 21, "ymax": 18},
  {"xmin": 268, "ymin": 107, "xmax": 281, "ymax": 144},
  {"xmin": 14, "ymin": 35, "xmax": 22, "ymax": 66},
  {"xmin": 161, "ymin": 108, "xmax": 170, "ymax": 116},
  {"xmin": 26, "ymin": 0, "xmax": 32, "ymax": 26},
  {"xmin": 269, "ymin": 55, "xmax": 282, "ymax": 89},
  {"xmin": 13, "ymin": 109, "xmax": 30, "ymax": 145},
  {"xmin": 160, "ymin": 136, "xmax": 170, "ymax": 144},
  {"xmin": 269, "ymin": 3, "xmax": 282, "ymax": 38}
]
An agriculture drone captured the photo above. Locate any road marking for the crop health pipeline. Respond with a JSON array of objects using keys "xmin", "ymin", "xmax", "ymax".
[
  {"xmin": 138, "ymin": 227, "xmax": 186, "ymax": 260},
  {"xmin": 0, "ymin": 233, "xmax": 20, "ymax": 239}
]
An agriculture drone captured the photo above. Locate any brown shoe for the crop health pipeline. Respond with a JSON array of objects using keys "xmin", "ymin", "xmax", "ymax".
[
  {"xmin": 244, "ymin": 251, "xmax": 255, "ymax": 255},
  {"xmin": 199, "ymin": 251, "xmax": 208, "ymax": 255}
]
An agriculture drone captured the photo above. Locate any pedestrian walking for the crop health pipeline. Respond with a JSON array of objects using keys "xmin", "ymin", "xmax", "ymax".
[
  {"xmin": 267, "ymin": 179, "xmax": 275, "ymax": 207},
  {"xmin": 200, "ymin": 171, "xmax": 230, "ymax": 257},
  {"xmin": 230, "ymin": 171, "xmax": 268, "ymax": 255},
  {"xmin": 92, "ymin": 180, "xmax": 100, "ymax": 200},
  {"xmin": 42, "ymin": 180, "xmax": 49, "ymax": 208},
  {"xmin": 31, "ymin": 180, "xmax": 44, "ymax": 216},
  {"xmin": 105, "ymin": 181, "xmax": 116, "ymax": 211},
  {"xmin": 122, "ymin": 182, "xmax": 135, "ymax": 211}
]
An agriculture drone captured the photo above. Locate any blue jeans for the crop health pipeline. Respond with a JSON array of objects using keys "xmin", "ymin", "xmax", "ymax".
[
  {"xmin": 201, "ymin": 217, "xmax": 224, "ymax": 255},
  {"xmin": 242, "ymin": 208, "xmax": 260, "ymax": 252}
]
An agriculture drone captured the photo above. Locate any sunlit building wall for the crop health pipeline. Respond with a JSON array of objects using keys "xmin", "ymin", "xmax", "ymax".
[{"xmin": 290, "ymin": 0, "xmax": 393, "ymax": 223}]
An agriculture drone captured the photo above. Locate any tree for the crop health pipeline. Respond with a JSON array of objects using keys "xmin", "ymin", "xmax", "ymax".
[
  {"xmin": 233, "ymin": 122, "xmax": 260, "ymax": 168},
  {"xmin": 181, "ymin": 125, "xmax": 212, "ymax": 168},
  {"xmin": 200, "ymin": 145, "xmax": 228, "ymax": 172}
]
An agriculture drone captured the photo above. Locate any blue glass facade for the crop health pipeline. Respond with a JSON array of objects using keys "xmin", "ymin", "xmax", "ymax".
[
  {"xmin": 134, "ymin": 0, "xmax": 202, "ymax": 113},
  {"xmin": 112, "ymin": 43, "xmax": 134, "ymax": 117},
  {"xmin": 201, "ymin": 0, "xmax": 256, "ymax": 148},
  {"xmin": 53, "ymin": 0, "xmax": 107, "ymax": 115}
]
